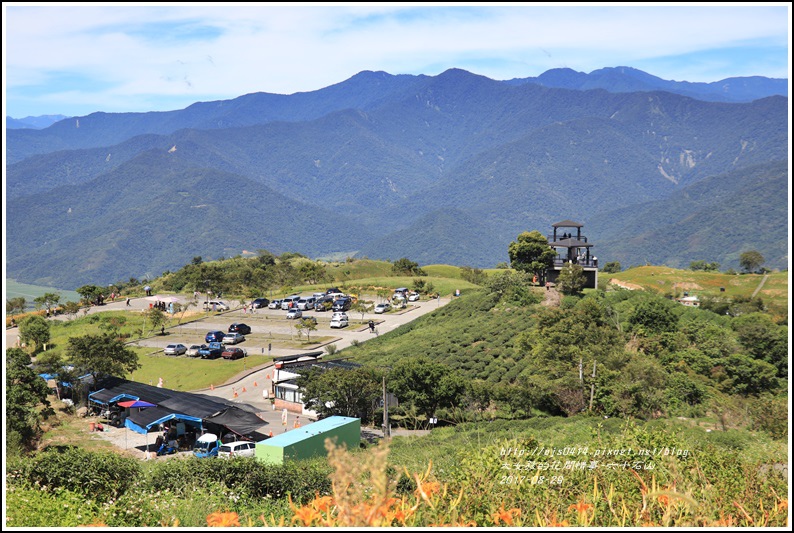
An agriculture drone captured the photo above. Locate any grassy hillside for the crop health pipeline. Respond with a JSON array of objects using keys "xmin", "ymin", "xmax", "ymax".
[{"xmin": 607, "ymin": 266, "xmax": 788, "ymax": 321}]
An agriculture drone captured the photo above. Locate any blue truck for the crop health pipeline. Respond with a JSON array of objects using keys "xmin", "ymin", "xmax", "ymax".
[
  {"xmin": 193, "ymin": 433, "xmax": 221, "ymax": 458},
  {"xmin": 198, "ymin": 342, "xmax": 223, "ymax": 359}
]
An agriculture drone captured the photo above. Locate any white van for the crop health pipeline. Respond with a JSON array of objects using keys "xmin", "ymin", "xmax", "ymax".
[
  {"xmin": 217, "ymin": 440, "xmax": 256, "ymax": 459},
  {"xmin": 281, "ymin": 295, "xmax": 301, "ymax": 310}
]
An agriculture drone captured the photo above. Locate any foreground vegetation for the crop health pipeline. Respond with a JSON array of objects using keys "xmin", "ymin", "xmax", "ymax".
[{"xmin": 5, "ymin": 414, "xmax": 788, "ymax": 527}]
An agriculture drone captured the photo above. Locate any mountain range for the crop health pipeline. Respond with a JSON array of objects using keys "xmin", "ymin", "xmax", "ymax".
[{"xmin": 5, "ymin": 67, "xmax": 789, "ymax": 289}]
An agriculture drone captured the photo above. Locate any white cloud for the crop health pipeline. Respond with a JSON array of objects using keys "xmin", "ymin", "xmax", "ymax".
[{"xmin": 4, "ymin": 4, "xmax": 789, "ymax": 116}]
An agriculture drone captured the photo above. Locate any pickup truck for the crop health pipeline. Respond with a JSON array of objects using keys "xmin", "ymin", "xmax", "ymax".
[{"xmin": 198, "ymin": 342, "xmax": 223, "ymax": 359}]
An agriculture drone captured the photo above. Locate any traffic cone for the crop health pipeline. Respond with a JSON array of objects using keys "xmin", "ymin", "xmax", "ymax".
[
  {"xmin": 266, "ymin": 373, "xmax": 271, "ymax": 380},
  {"xmin": 233, "ymin": 391, "xmax": 238, "ymax": 398},
  {"xmin": 242, "ymin": 387, "xmax": 247, "ymax": 393},
  {"xmin": 210, "ymin": 384, "xmax": 214, "ymax": 390},
  {"xmin": 253, "ymin": 381, "xmax": 258, "ymax": 387}
]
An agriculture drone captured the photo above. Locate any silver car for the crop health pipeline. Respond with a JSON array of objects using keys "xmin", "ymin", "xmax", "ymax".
[{"xmin": 164, "ymin": 343, "xmax": 187, "ymax": 356}]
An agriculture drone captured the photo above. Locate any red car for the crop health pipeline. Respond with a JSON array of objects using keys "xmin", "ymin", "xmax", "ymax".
[{"xmin": 221, "ymin": 347, "xmax": 246, "ymax": 360}]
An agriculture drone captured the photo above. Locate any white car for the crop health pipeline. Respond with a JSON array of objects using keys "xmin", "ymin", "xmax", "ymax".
[
  {"xmin": 330, "ymin": 317, "xmax": 349, "ymax": 328},
  {"xmin": 186, "ymin": 344, "xmax": 205, "ymax": 357},
  {"xmin": 204, "ymin": 300, "xmax": 230, "ymax": 311},
  {"xmin": 374, "ymin": 303, "xmax": 391, "ymax": 314},
  {"xmin": 408, "ymin": 291, "xmax": 421, "ymax": 301},
  {"xmin": 268, "ymin": 299, "xmax": 283, "ymax": 309},
  {"xmin": 164, "ymin": 343, "xmax": 187, "ymax": 356},
  {"xmin": 217, "ymin": 440, "xmax": 256, "ymax": 459},
  {"xmin": 331, "ymin": 312, "xmax": 349, "ymax": 321},
  {"xmin": 286, "ymin": 308, "xmax": 302, "ymax": 319}
]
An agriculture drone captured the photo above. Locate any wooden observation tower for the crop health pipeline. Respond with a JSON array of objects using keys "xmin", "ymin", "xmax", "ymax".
[{"xmin": 545, "ymin": 219, "xmax": 598, "ymax": 289}]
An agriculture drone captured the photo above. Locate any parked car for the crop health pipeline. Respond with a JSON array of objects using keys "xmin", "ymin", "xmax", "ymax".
[
  {"xmin": 325, "ymin": 287, "xmax": 341, "ymax": 295},
  {"xmin": 314, "ymin": 297, "xmax": 334, "ymax": 311},
  {"xmin": 251, "ymin": 298, "xmax": 270, "ymax": 309},
  {"xmin": 281, "ymin": 295, "xmax": 301, "ymax": 310},
  {"xmin": 222, "ymin": 346, "xmax": 247, "ymax": 360},
  {"xmin": 164, "ymin": 343, "xmax": 187, "ymax": 356},
  {"xmin": 228, "ymin": 323, "xmax": 251, "ymax": 335},
  {"xmin": 374, "ymin": 303, "xmax": 391, "ymax": 314},
  {"xmin": 297, "ymin": 297, "xmax": 316, "ymax": 310},
  {"xmin": 198, "ymin": 342, "xmax": 224, "ymax": 359},
  {"xmin": 332, "ymin": 298, "xmax": 352, "ymax": 312},
  {"xmin": 203, "ymin": 300, "xmax": 230, "ymax": 311},
  {"xmin": 186, "ymin": 344, "xmax": 205, "ymax": 357},
  {"xmin": 205, "ymin": 330, "xmax": 226, "ymax": 343},
  {"xmin": 268, "ymin": 299, "xmax": 283, "ymax": 309},
  {"xmin": 331, "ymin": 311, "xmax": 349, "ymax": 321},
  {"xmin": 330, "ymin": 316, "xmax": 349, "ymax": 328},
  {"xmin": 218, "ymin": 440, "xmax": 256, "ymax": 459},
  {"xmin": 286, "ymin": 308, "xmax": 303, "ymax": 319},
  {"xmin": 222, "ymin": 332, "xmax": 245, "ymax": 345},
  {"xmin": 300, "ymin": 316, "xmax": 318, "ymax": 325},
  {"xmin": 408, "ymin": 291, "xmax": 421, "ymax": 301}
]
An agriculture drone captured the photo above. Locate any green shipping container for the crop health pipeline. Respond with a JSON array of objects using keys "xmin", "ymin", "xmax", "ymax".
[{"xmin": 255, "ymin": 416, "xmax": 360, "ymax": 464}]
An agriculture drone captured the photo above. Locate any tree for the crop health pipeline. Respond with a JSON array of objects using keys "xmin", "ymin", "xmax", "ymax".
[
  {"xmin": 298, "ymin": 367, "xmax": 382, "ymax": 423},
  {"xmin": 351, "ymin": 300, "xmax": 373, "ymax": 321},
  {"xmin": 627, "ymin": 297, "xmax": 679, "ymax": 335},
  {"xmin": 556, "ymin": 262, "xmax": 587, "ymax": 296},
  {"xmin": 6, "ymin": 348, "xmax": 51, "ymax": 453},
  {"xmin": 460, "ymin": 266, "xmax": 487, "ymax": 285},
  {"xmin": 18, "ymin": 315, "xmax": 51, "ymax": 353},
  {"xmin": 6, "ymin": 297, "xmax": 27, "ymax": 315},
  {"xmin": 392, "ymin": 258, "xmax": 426, "ymax": 276},
  {"xmin": 67, "ymin": 334, "xmax": 141, "ymax": 389},
  {"xmin": 145, "ymin": 307, "xmax": 167, "ymax": 336},
  {"xmin": 295, "ymin": 318, "xmax": 318, "ymax": 342},
  {"xmin": 299, "ymin": 261, "xmax": 329, "ymax": 285},
  {"xmin": 76, "ymin": 284, "xmax": 104, "ymax": 305},
  {"xmin": 602, "ymin": 261, "xmax": 622, "ymax": 274},
  {"xmin": 34, "ymin": 292, "xmax": 60, "ymax": 312},
  {"xmin": 739, "ymin": 250, "xmax": 765, "ymax": 273},
  {"xmin": 388, "ymin": 356, "xmax": 467, "ymax": 419},
  {"xmin": 689, "ymin": 260, "xmax": 719, "ymax": 272},
  {"xmin": 61, "ymin": 301, "xmax": 82, "ymax": 321},
  {"xmin": 507, "ymin": 230, "xmax": 556, "ymax": 280},
  {"xmin": 731, "ymin": 313, "xmax": 788, "ymax": 377}
]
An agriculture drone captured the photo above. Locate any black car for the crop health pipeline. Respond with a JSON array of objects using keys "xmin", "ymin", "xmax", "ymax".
[
  {"xmin": 251, "ymin": 298, "xmax": 269, "ymax": 309},
  {"xmin": 228, "ymin": 323, "xmax": 252, "ymax": 335},
  {"xmin": 332, "ymin": 298, "xmax": 352, "ymax": 312},
  {"xmin": 314, "ymin": 297, "xmax": 334, "ymax": 311}
]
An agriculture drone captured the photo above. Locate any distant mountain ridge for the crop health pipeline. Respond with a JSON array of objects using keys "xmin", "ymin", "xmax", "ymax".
[
  {"xmin": 5, "ymin": 67, "xmax": 789, "ymax": 288},
  {"xmin": 6, "ymin": 114, "xmax": 69, "ymax": 130},
  {"xmin": 504, "ymin": 66, "xmax": 788, "ymax": 103},
  {"xmin": 6, "ymin": 67, "xmax": 785, "ymax": 165}
]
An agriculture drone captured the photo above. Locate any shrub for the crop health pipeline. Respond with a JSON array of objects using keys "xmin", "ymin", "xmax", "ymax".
[{"xmin": 7, "ymin": 447, "xmax": 141, "ymax": 501}]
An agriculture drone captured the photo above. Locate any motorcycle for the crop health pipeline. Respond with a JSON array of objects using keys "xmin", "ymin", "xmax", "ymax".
[{"xmin": 154, "ymin": 436, "xmax": 177, "ymax": 456}]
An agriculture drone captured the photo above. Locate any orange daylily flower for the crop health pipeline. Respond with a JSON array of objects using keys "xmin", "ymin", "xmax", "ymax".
[
  {"xmin": 312, "ymin": 495, "xmax": 335, "ymax": 513},
  {"xmin": 80, "ymin": 523, "xmax": 108, "ymax": 527},
  {"xmin": 292, "ymin": 505, "xmax": 323, "ymax": 526},
  {"xmin": 568, "ymin": 500, "xmax": 593, "ymax": 514},
  {"xmin": 777, "ymin": 500, "xmax": 788, "ymax": 512},
  {"xmin": 491, "ymin": 505, "xmax": 521, "ymax": 526},
  {"xmin": 657, "ymin": 494, "xmax": 671, "ymax": 507},
  {"xmin": 206, "ymin": 512, "xmax": 240, "ymax": 527},
  {"xmin": 415, "ymin": 480, "xmax": 442, "ymax": 502}
]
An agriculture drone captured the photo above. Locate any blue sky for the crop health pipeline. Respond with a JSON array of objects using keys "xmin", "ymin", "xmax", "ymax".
[{"xmin": 3, "ymin": 3, "xmax": 791, "ymax": 119}]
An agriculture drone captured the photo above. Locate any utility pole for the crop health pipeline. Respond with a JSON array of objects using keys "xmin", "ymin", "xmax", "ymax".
[
  {"xmin": 589, "ymin": 361, "xmax": 597, "ymax": 411},
  {"xmin": 382, "ymin": 374, "xmax": 390, "ymax": 438}
]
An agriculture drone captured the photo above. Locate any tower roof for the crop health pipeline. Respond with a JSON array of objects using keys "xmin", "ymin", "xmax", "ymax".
[{"xmin": 552, "ymin": 220, "xmax": 583, "ymax": 228}]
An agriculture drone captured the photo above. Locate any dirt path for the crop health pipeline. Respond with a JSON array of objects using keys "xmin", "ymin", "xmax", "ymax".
[
  {"xmin": 751, "ymin": 273, "xmax": 769, "ymax": 298},
  {"xmin": 542, "ymin": 287, "xmax": 561, "ymax": 307}
]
